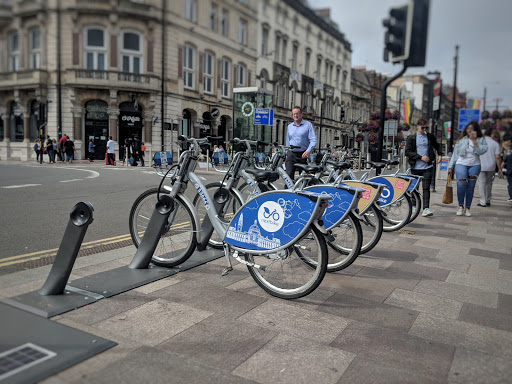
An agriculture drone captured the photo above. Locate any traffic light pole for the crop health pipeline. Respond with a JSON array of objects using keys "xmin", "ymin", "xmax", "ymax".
[{"xmin": 376, "ymin": 64, "xmax": 408, "ymax": 175}]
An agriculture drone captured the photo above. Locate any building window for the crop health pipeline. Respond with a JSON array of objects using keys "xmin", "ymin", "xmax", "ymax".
[
  {"xmin": 336, "ymin": 67, "xmax": 340, "ymax": 89},
  {"xmin": 8, "ymin": 32, "xmax": 20, "ymax": 72},
  {"xmin": 306, "ymin": 25, "xmax": 311, "ymax": 42},
  {"xmin": 29, "ymin": 28, "xmax": 41, "ymax": 69},
  {"xmin": 291, "ymin": 43, "xmax": 298, "ymax": 70},
  {"xmin": 237, "ymin": 64, "xmax": 246, "ymax": 86},
  {"xmin": 84, "ymin": 27, "xmax": 106, "ymax": 70},
  {"xmin": 276, "ymin": 6, "xmax": 280, "ymax": 23},
  {"xmin": 221, "ymin": 58, "xmax": 230, "ymax": 97},
  {"xmin": 210, "ymin": 3, "xmax": 217, "ymax": 31},
  {"xmin": 121, "ymin": 31, "xmax": 143, "ymax": 73},
  {"xmin": 221, "ymin": 9, "xmax": 228, "ymax": 36},
  {"xmin": 324, "ymin": 61, "xmax": 328, "ymax": 83},
  {"xmin": 238, "ymin": 19, "xmax": 247, "ymax": 45},
  {"xmin": 259, "ymin": 70, "xmax": 266, "ymax": 89},
  {"xmin": 281, "ymin": 38, "xmax": 287, "ymax": 65},
  {"xmin": 203, "ymin": 51, "xmax": 214, "ymax": 94},
  {"xmin": 290, "ymin": 86, "xmax": 296, "ymax": 109},
  {"xmin": 274, "ymin": 34, "xmax": 281, "ymax": 62},
  {"xmin": 261, "ymin": 26, "xmax": 269, "ymax": 55},
  {"xmin": 282, "ymin": 84, "xmax": 286, "ymax": 107},
  {"xmin": 293, "ymin": 17, "xmax": 298, "ymax": 33},
  {"xmin": 183, "ymin": 44, "xmax": 196, "ymax": 89},
  {"xmin": 185, "ymin": 0, "xmax": 197, "ymax": 22},
  {"xmin": 317, "ymin": 33, "xmax": 322, "ymax": 50},
  {"xmin": 275, "ymin": 83, "xmax": 280, "ymax": 107},
  {"xmin": 263, "ymin": 0, "xmax": 268, "ymax": 14},
  {"xmin": 305, "ymin": 50, "xmax": 310, "ymax": 75},
  {"xmin": 316, "ymin": 57, "xmax": 321, "ymax": 80},
  {"xmin": 342, "ymin": 71, "xmax": 348, "ymax": 92}
]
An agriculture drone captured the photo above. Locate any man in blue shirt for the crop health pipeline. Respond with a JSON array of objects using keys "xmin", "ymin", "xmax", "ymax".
[
  {"xmin": 285, "ymin": 106, "xmax": 317, "ymax": 180},
  {"xmin": 405, "ymin": 119, "xmax": 443, "ymax": 217}
]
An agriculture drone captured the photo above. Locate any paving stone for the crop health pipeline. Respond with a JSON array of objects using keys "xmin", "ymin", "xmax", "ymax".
[
  {"xmin": 469, "ymin": 248, "xmax": 511, "ymax": 260},
  {"xmin": 175, "ymin": 262, "xmax": 251, "ymax": 287},
  {"xmin": 449, "ymin": 239, "xmax": 511, "ymax": 254},
  {"xmin": 384, "ymin": 288, "xmax": 463, "ymax": 319},
  {"xmin": 446, "ymin": 271, "xmax": 512, "ymax": 295},
  {"xmin": 458, "ymin": 302, "xmax": 512, "ymax": 332},
  {"xmin": 332, "ymin": 321, "xmax": 454, "ymax": 381},
  {"xmin": 413, "ymin": 257, "xmax": 470, "ymax": 273},
  {"xmin": 319, "ymin": 273, "xmax": 396, "ymax": 303},
  {"xmin": 353, "ymin": 256, "xmax": 394, "ymax": 270},
  {"xmin": 413, "ymin": 236, "xmax": 450, "ymax": 249},
  {"xmin": 361, "ymin": 248, "xmax": 417, "ymax": 262},
  {"xmin": 353, "ymin": 267, "xmax": 420, "ymax": 290},
  {"xmin": 317, "ymin": 293, "xmax": 418, "ymax": 332},
  {"xmin": 81, "ymin": 346, "xmax": 256, "ymax": 384},
  {"xmin": 95, "ymin": 298, "xmax": 212, "ymax": 346},
  {"xmin": 61, "ymin": 290, "xmax": 152, "ymax": 325},
  {"xmin": 436, "ymin": 252, "xmax": 500, "ymax": 269},
  {"xmin": 233, "ymin": 334, "xmax": 355, "ymax": 384},
  {"xmin": 71, "ymin": 256, "xmax": 132, "ymax": 277},
  {"xmin": 487, "ymin": 228, "xmax": 511, "ymax": 236},
  {"xmin": 414, "ymin": 280, "xmax": 498, "ymax": 308},
  {"xmin": 237, "ymin": 299, "xmax": 351, "ymax": 344},
  {"xmin": 498, "ymin": 293, "xmax": 512, "ymax": 316},
  {"xmin": 448, "ymin": 347, "xmax": 512, "ymax": 384},
  {"xmin": 0, "ymin": 277, "xmax": 48, "ymax": 298},
  {"xmin": 468, "ymin": 265, "xmax": 512, "ymax": 280},
  {"xmin": 157, "ymin": 316, "xmax": 278, "ymax": 371},
  {"xmin": 484, "ymin": 237, "xmax": 512, "ymax": 249},
  {"xmin": 387, "ymin": 261, "xmax": 450, "ymax": 281},
  {"xmin": 409, "ymin": 313, "xmax": 512, "ymax": 359},
  {"xmin": 133, "ymin": 274, "xmax": 185, "ymax": 294}
]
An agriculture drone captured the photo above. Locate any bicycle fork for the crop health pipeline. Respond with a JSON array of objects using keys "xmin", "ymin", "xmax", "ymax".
[{"xmin": 221, "ymin": 243, "xmax": 267, "ymax": 276}]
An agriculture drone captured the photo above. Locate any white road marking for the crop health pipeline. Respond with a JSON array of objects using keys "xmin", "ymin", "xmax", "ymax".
[
  {"xmin": 61, "ymin": 167, "xmax": 100, "ymax": 179},
  {"xmin": 2, "ymin": 184, "xmax": 42, "ymax": 189},
  {"xmin": 199, "ymin": 176, "xmax": 207, "ymax": 180},
  {"xmin": 59, "ymin": 179, "xmax": 82, "ymax": 183}
]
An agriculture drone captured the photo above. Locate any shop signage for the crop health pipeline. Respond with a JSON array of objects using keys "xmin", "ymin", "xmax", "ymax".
[{"xmin": 119, "ymin": 112, "xmax": 142, "ymax": 127}]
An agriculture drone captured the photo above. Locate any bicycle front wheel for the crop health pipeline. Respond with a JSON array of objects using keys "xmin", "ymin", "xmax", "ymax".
[
  {"xmin": 358, "ymin": 204, "xmax": 384, "ymax": 254},
  {"xmin": 326, "ymin": 211, "xmax": 363, "ymax": 272},
  {"xmin": 408, "ymin": 190, "xmax": 422, "ymax": 223},
  {"xmin": 129, "ymin": 188, "xmax": 196, "ymax": 267},
  {"xmin": 245, "ymin": 225, "xmax": 327, "ymax": 299},
  {"xmin": 381, "ymin": 193, "xmax": 413, "ymax": 232}
]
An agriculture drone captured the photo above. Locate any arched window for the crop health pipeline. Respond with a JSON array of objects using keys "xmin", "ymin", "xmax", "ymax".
[
  {"xmin": 121, "ymin": 30, "xmax": 143, "ymax": 73},
  {"xmin": 84, "ymin": 26, "xmax": 106, "ymax": 70}
]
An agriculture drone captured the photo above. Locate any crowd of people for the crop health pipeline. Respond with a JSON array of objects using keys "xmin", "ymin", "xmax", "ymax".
[{"xmin": 33, "ymin": 135, "xmax": 75, "ymax": 164}]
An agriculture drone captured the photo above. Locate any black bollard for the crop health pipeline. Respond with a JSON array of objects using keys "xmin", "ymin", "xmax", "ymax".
[
  {"xmin": 129, "ymin": 194, "xmax": 175, "ymax": 269},
  {"xmin": 39, "ymin": 202, "xmax": 94, "ymax": 295}
]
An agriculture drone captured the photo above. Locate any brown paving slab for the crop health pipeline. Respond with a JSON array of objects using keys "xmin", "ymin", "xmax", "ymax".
[
  {"xmin": 237, "ymin": 299, "xmax": 351, "ymax": 344},
  {"xmin": 95, "ymin": 298, "xmax": 212, "ymax": 346},
  {"xmin": 353, "ymin": 267, "xmax": 420, "ymax": 290},
  {"xmin": 233, "ymin": 334, "xmax": 355, "ymax": 384},
  {"xmin": 488, "ymin": 228, "xmax": 512, "ymax": 236},
  {"xmin": 437, "ymin": 233, "xmax": 486, "ymax": 243},
  {"xmin": 353, "ymin": 256, "xmax": 394, "ymax": 270},
  {"xmin": 458, "ymin": 302, "xmax": 512, "ymax": 332},
  {"xmin": 80, "ymin": 346, "xmax": 257, "ymax": 384},
  {"xmin": 409, "ymin": 313, "xmax": 512, "ymax": 358},
  {"xmin": 61, "ymin": 290, "xmax": 152, "ymax": 325},
  {"xmin": 414, "ymin": 280, "xmax": 498, "ymax": 308},
  {"xmin": 413, "ymin": 256, "xmax": 470, "ymax": 273},
  {"xmin": 448, "ymin": 347, "xmax": 512, "ymax": 384},
  {"xmin": 362, "ymin": 248, "xmax": 417, "ymax": 262},
  {"xmin": 387, "ymin": 260, "xmax": 450, "ymax": 281},
  {"xmin": 450, "ymin": 239, "xmax": 511, "ymax": 255},
  {"xmin": 157, "ymin": 316, "xmax": 278, "ymax": 372},
  {"xmin": 319, "ymin": 273, "xmax": 396, "ymax": 303},
  {"xmin": 436, "ymin": 252, "xmax": 500, "ymax": 269},
  {"xmin": 446, "ymin": 271, "xmax": 512, "ymax": 295},
  {"xmin": 317, "ymin": 293, "xmax": 418, "ymax": 332},
  {"xmin": 331, "ymin": 321, "xmax": 454, "ymax": 381},
  {"xmin": 498, "ymin": 293, "xmax": 512, "ymax": 316},
  {"xmin": 337, "ymin": 357, "xmax": 441, "ymax": 384},
  {"xmin": 387, "ymin": 242, "xmax": 440, "ymax": 258}
]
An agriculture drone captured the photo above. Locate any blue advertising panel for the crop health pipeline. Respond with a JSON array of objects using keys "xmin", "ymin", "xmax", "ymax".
[
  {"xmin": 254, "ymin": 108, "xmax": 274, "ymax": 126},
  {"xmin": 458, "ymin": 109, "xmax": 480, "ymax": 131},
  {"xmin": 440, "ymin": 159, "xmax": 448, "ymax": 171},
  {"xmin": 305, "ymin": 186, "xmax": 356, "ymax": 229},
  {"xmin": 397, "ymin": 174, "xmax": 418, "ymax": 192},
  {"xmin": 153, "ymin": 151, "xmax": 172, "ymax": 166}
]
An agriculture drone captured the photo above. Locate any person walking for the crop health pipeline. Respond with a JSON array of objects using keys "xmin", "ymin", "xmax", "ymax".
[
  {"xmin": 34, "ymin": 138, "xmax": 42, "ymax": 163},
  {"xmin": 501, "ymin": 148, "xmax": 512, "ymax": 203},
  {"xmin": 131, "ymin": 136, "xmax": 141, "ymax": 166},
  {"xmin": 405, "ymin": 118, "xmax": 443, "ymax": 217},
  {"xmin": 46, "ymin": 135, "xmax": 55, "ymax": 164},
  {"xmin": 52, "ymin": 139, "xmax": 58, "ymax": 161},
  {"xmin": 285, "ymin": 106, "xmax": 317, "ymax": 180},
  {"xmin": 448, "ymin": 121, "xmax": 488, "ymax": 217},
  {"xmin": 477, "ymin": 131, "xmax": 503, "ymax": 207},
  {"xmin": 88, "ymin": 138, "xmax": 95, "ymax": 162},
  {"xmin": 140, "ymin": 141, "xmax": 146, "ymax": 167},
  {"xmin": 58, "ymin": 135, "xmax": 67, "ymax": 162},
  {"xmin": 64, "ymin": 135, "xmax": 75, "ymax": 163},
  {"xmin": 106, "ymin": 136, "xmax": 115, "ymax": 166}
]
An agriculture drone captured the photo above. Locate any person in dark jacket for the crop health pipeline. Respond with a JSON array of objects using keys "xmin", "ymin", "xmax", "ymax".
[{"xmin": 405, "ymin": 119, "xmax": 443, "ymax": 217}]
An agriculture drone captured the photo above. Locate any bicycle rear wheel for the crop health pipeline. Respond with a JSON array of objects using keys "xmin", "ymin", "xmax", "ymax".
[
  {"xmin": 129, "ymin": 188, "xmax": 196, "ymax": 267},
  {"xmin": 358, "ymin": 204, "xmax": 384, "ymax": 254},
  {"xmin": 381, "ymin": 193, "xmax": 413, "ymax": 232},
  {"xmin": 408, "ymin": 190, "xmax": 422, "ymax": 223},
  {"xmin": 326, "ymin": 211, "xmax": 363, "ymax": 272},
  {"xmin": 245, "ymin": 225, "xmax": 327, "ymax": 299}
]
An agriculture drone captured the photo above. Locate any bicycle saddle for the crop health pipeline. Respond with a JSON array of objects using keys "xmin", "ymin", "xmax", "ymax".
[
  {"xmin": 367, "ymin": 161, "xmax": 386, "ymax": 169},
  {"xmin": 326, "ymin": 160, "xmax": 351, "ymax": 170},
  {"xmin": 245, "ymin": 169, "xmax": 279, "ymax": 182},
  {"xmin": 294, "ymin": 164, "xmax": 324, "ymax": 174}
]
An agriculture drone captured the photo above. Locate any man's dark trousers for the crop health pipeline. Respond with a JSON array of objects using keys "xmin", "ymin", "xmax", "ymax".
[
  {"xmin": 285, "ymin": 151, "xmax": 307, "ymax": 181},
  {"xmin": 411, "ymin": 168, "xmax": 433, "ymax": 209}
]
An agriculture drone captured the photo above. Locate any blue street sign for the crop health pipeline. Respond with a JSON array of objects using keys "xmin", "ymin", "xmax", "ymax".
[
  {"xmin": 254, "ymin": 108, "xmax": 274, "ymax": 126},
  {"xmin": 458, "ymin": 109, "xmax": 480, "ymax": 131}
]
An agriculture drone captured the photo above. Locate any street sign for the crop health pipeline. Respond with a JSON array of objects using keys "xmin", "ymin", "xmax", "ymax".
[
  {"xmin": 254, "ymin": 108, "xmax": 274, "ymax": 126},
  {"xmin": 211, "ymin": 108, "xmax": 220, "ymax": 118},
  {"xmin": 457, "ymin": 108, "xmax": 480, "ymax": 131},
  {"xmin": 384, "ymin": 120, "xmax": 398, "ymax": 136},
  {"xmin": 433, "ymin": 95, "xmax": 440, "ymax": 111}
]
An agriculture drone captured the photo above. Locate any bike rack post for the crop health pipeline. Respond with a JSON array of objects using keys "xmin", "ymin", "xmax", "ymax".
[
  {"xmin": 129, "ymin": 194, "xmax": 175, "ymax": 269},
  {"xmin": 39, "ymin": 202, "xmax": 94, "ymax": 296}
]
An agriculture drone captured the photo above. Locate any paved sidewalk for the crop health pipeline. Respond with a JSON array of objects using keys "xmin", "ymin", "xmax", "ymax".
[{"xmin": 1, "ymin": 178, "xmax": 511, "ymax": 383}]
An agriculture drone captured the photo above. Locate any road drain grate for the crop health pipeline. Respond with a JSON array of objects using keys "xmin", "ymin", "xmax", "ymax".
[{"xmin": 0, "ymin": 343, "xmax": 56, "ymax": 381}]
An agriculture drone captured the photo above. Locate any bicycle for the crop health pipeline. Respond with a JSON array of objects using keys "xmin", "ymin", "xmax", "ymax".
[{"xmin": 129, "ymin": 135, "xmax": 332, "ymax": 299}]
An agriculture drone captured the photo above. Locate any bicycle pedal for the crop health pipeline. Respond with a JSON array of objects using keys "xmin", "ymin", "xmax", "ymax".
[
  {"xmin": 326, "ymin": 233, "xmax": 335, "ymax": 242},
  {"xmin": 221, "ymin": 267, "xmax": 233, "ymax": 276}
]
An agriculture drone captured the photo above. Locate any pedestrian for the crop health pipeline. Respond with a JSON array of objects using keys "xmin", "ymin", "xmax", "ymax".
[
  {"xmin": 227, "ymin": 141, "xmax": 233, "ymax": 157},
  {"xmin": 106, "ymin": 136, "xmax": 115, "ymax": 166},
  {"xmin": 52, "ymin": 139, "xmax": 58, "ymax": 161},
  {"xmin": 34, "ymin": 138, "xmax": 42, "ymax": 163},
  {"xmin": 58, "ymin": 135, "xmax": 67, "ymax": 161},
  {"xmin": 140, "ymin": 141, "xmax": 146, "ymax": 167},
  {"xmin": 448, "ymin": 121, "xmax": 488, "ymax": 217},
  {"xmin": 405, "ymin": 118, "xmax": 443, "ymax": 217},
  {"xmin": 64, "ymin": 135, "xmax": 75, "ymax": 163},
  {"xmin": 285, "ymin": 106, "xmax": 317, "ymax": 180},
  {"xmin": 88, "ymin": 138, "xmax": 95, "ymax": 162},
  {"xmin": 501, "ymin": 148, "xmax": 512, "ymax": 203},
  {"xmin": 46, "ymin": 135, "xmax": 55, "ymax": 164},
  {"xmin": 123, "ymin": 138, "xmax": 131, "ymax": 164},
  {"xmin": 131, "ymin": 136, "xmax": 141, "ymax": 166},
  {"xmin": 477, "ymin": 130, "xmax": 503, "ymax": 207}
]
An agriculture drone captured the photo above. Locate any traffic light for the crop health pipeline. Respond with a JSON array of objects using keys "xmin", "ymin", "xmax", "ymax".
[
  {"xmin": 383, "ymin": 2, "xmax": 413, "ymax": 63},
  {"xmin": 405, "ymin": 0, "xmax": 430, "ymax": 67}
]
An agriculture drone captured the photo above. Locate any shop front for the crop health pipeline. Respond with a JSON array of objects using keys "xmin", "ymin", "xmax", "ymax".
[
  {"xmin": 84, "ymin": 100, "xmax": 109, "ymax": 160},
  {"xmin": 118, "ymin": 102, "xmax": 142, "ymax": 160}
]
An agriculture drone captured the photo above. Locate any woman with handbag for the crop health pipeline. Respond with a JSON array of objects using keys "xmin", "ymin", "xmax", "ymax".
[{"xmin": 448, "ymin": 121, "xmax": 488, "ymax": 217}]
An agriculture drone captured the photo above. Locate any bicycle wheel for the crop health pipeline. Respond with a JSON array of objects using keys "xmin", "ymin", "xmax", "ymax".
[
  {"xmin": 408, "ymin": 190, "xmax": 422, "ymax": 223},
  {"xmin": 245, "ymin": 225, "xmax": 327, "ymax": 299},
  {"xmin": 358, "ymin": 204, "xmax": 384, "ymax": 254},
  {"xmin": 129, "ymin": 188, "xmax": 196, "ymax": 267},
  {"xmin": 192, "ymin": 182, "xmax": 242, "ymax": 249},
  {"xmin": 380, "ymin": 193, "xmax": 413, "ymax": 232},
  {"xmin": 325, "ymin": 211, "xmax": 363, "ymax": 272}
]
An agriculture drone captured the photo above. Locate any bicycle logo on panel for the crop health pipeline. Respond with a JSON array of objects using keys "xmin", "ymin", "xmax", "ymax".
[{"xmin": 258, "ymin": 201, "xmax": 285, "ymax": 232}]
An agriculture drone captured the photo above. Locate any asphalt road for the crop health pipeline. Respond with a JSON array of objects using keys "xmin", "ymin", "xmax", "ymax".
[{"xmin": 0, "ymin": 161, "xmax": 219, "ymax": 264}]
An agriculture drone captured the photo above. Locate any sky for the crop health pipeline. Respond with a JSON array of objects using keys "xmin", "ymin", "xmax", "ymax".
[{"xmin": 313, "ymin": 0, "xmax": 512, "ymax": 112}]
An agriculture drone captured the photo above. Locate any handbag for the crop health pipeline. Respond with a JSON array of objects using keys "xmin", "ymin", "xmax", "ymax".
[{"xmin": 442, "ymin": 173, "xmax": 453, "ymax": 204}]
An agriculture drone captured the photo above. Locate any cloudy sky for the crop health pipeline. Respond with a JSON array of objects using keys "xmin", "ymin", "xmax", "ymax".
[{"xmin": 314, "ymin": 0, "xmax": 512, "ymax": 112}]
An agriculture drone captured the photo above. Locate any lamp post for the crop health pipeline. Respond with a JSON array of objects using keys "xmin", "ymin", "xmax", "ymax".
[{"xmin": 449, "ymin": 45, "xmax": 459, "ymax": 154}]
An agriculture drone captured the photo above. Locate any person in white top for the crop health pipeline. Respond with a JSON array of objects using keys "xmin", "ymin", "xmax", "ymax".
[
  {"xmin": 106, "ymin": 136, "xmax": 116, "ymax": 166},
  {"xmin": 477, "ymin": 131, "xmax": 503, "ymax": 207}
]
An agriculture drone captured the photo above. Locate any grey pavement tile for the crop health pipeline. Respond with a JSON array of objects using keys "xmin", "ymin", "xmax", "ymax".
[
  {"xmin": 319, "ymin": 273, "xmax": 396, "ymax": 303},
  {"xmin": 413, "ymin": 257, "xmax": 470, "ymax": 273},
  {"xmin": 458, "ymin": 302, "xmax": 512, "ymax": 332},
  {"xmin": 484, "ymin": 237, "xmax": 512, "ymax": 249},
  {"xmin": 409, "ymin": 313, "xmax": 512, "ymax": 359},
  {"xmin": 470, "ymin": 247, "xmax": 511, "ymax": 260},
  {"xmin": 331, "ymin": 321, "xmax": 454, "ymax": 381},
  {"xmin": 60, "ymin": 290, "xmax": 152, "ymax": 325},
  {"xmin": 446, "ymin": 271, "xmax": 512, "ymax": 295},
  {"xmin": 468, "ymin": 264, "xmax": 512, "ymax": 280},
  {"xmin": 337, "ymin": 357, "xmax": 442, "ymax": 384},
  {"xmin": 356, "ymin": 247, "xmax": 417, "ymax": 262},
  {"xmin": 414, "ymin": 280, "xmax": 498, "ymax": 309},
  {"xmin": 384, "ymin": 288, "xmax": 463, "ymax": 319},
  {"xmin": 448, "ymin": 347, "xmax": 512, "ymax": 384},
  {"xmin": 499, "ymin": 258, "xmax": 512, "ymax": 271},
  {"xmin": 81, "ymin": 346, "xmax": 257, "ymax": 384},
  {"xmin": 437, "ymin": 233, "xmax": 486, "ymax": 243},
  {"xmin": 436, "ymin": 252, "xmax": 500, "ymax": 269},
  {"xmin": 353, "ymin": 255, "xmax": 394, "ymax": 270},
  {"xmin": 449, "ymin": 239, "xmax": 511, "ymax": 254},
  {"xmin": 498, "ymin": 293, "xmax": 512, "ymax": 316},
  {"xmin": 157, "ymin": 316, "xmax": 278, "ymax": 371},
  {"xmin": 387, "ymin": 260, "xmax": 450, "ymax": 281},
  {"xmin": 70, "ymin": 256, "xmax": 132, "ymax": 277},
  {"xmin": 387, "ymin": 243, "xmax": 440, "ymax": 258},
  {"xmin": 95, "ymin": 298, "xmax": 212, "ymax": 346},
  {"xmin": 353, "ymin": 267, "xmax": 420, "ymax": 290},
  {"xmin": 487, "ymin": 228, "xmax": 512, "ymax": 236},
  {"xmin": 237, "ymin": 299, "xmax": 351, "ymax": 344},
  {"xmin": 0, "ymin": 277, "xmax": 48, "ymax": 298},
  {"xmin": 173, "ymin": 262, "xmax": 251, "ymax": 287},
  {"xmin": 233, "ymin": 334, "xmax": 355, "ymax": 384},
  {"xmin": 317, "ymin": 293, "xmax": 418, "ymax": 332},
  {"xmin": 133, "ymin": 274, "xmax": 185, "ymax": 294}
]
